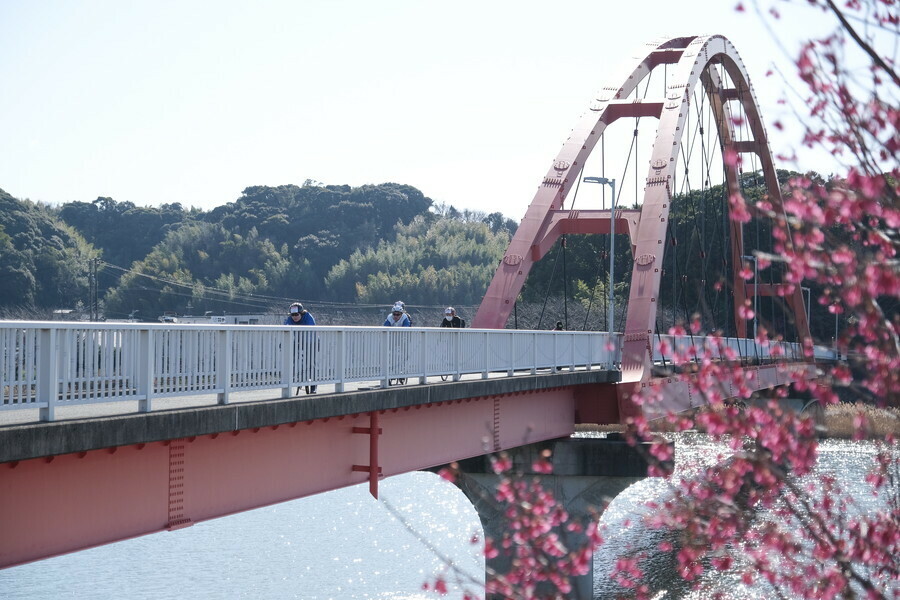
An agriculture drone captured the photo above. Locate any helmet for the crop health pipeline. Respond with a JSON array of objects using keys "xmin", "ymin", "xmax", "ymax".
[
  {"xmin": 290, "ymin": 303, "xmax": 303, "ymax": 315},
  {"xmin": 391, "ymin": 303, "xmax": 404, "ymax": 313},
  {"xmin": 444, "ymin": 307, "xmax": 454, "ymax": 315}
]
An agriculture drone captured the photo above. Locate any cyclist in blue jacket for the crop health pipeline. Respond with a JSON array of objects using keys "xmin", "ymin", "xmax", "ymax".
[{"xmin": 285, "ymin": 303, "xmax": 316, "ymax": 393}]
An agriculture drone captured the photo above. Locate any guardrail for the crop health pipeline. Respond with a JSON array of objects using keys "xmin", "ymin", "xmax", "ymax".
[
  {"xmin": 651, "ymin": 334, "xmax": 804, "ymax": 363},
  {"xmin": 650, "ymin": 334, "xmax": 835, "ymax": 363},
  {"xmin": 0, "ymin": 322, "xmax": 619, "ymax": 422}
]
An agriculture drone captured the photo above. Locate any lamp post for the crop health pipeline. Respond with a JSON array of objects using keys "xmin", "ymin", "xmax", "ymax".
[
  {"xmin": 583, "ymin": 176, "xmax": 617, "ymax": 333},
  {"xmin": 801, "ymin": 286, "xmax": 811, "ymax": 324},
  {"xmin": 833, "ymin": 301, "xmax": 840, "ymax": 351},
  {"xmin": 741, "ymin": 255, "xmax": 758, "ymax": 339}
]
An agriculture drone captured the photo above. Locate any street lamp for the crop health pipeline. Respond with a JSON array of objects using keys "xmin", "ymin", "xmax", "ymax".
[
  {"xmin": 583, "ymin": 176, "xmax": 617, "ymax": 333},
  {"xmin": 741, "ymin": 255, "xmax": 759, "ymax": 339},
  {"xmin": 833, "ymin": 301, "xmax": 840, "ymax": 353},
  {"xmin": 801, "ymin": 286, "xmax": 811, "ymax": 324}
]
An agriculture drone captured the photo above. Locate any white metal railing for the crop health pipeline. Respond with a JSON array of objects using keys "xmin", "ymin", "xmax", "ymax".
[
  {"xmin": 650, "ymin": 334, "xmax": 814, "ymax": 364},
  {"xmin": 0, "ymin": 322, "xmax": 619, "ymax": 422}
]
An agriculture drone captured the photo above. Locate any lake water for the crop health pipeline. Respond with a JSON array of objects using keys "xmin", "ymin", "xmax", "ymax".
[{"xmin": 0, "ymin": 438, "xmax": 892, "ymax": 599}]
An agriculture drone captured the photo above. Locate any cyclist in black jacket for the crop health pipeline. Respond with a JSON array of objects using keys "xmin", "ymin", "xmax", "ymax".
[{"xmin": 440, "ymin": 307, "xmax": 464, "ymax": 328}]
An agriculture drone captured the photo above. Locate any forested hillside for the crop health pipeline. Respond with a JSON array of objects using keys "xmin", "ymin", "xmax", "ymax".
[
  {"xmin": 0, "ymin": 171, "xmax": 866, "ymax": 342},
  {"xmin": 0, "ymin": 182, "xmax": 517, "ymax": 319}
]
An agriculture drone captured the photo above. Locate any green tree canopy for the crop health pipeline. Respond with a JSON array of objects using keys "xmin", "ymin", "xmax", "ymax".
[
  {"xmin": 325, "ymin": 215, "xmax": 510, "ymax": 305},
  {"xmin": 0, "ymin": 188, "xmax": 96, "ymax": 309},
  {"xmin": 58, "ymin": 197, "xmax": 190, "ymax": 272},
  {"xmin": 104, "ymin": 221, "xmax": 315, "ymax": 318}
]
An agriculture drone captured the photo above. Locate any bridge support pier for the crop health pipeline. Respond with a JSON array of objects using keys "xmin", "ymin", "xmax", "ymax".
[{"xmin": 439, "ymin": 436, "xmax": 657, "ymax": 600}]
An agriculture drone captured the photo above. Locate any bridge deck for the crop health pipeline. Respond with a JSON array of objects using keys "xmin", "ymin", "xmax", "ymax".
[{"xmin": 0, "ymin": 367, "xmax": 618, "ymax": 464}]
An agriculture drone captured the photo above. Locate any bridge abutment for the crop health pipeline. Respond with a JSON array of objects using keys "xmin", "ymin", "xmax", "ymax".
[{"xmin": 437, "ymin": 435, "xmax": 658, "ymax": 599}]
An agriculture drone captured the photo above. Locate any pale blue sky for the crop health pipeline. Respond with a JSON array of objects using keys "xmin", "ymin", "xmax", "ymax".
[{"xmin": 0, "ymin": 1, "xmax": 839, "ymax": 220}]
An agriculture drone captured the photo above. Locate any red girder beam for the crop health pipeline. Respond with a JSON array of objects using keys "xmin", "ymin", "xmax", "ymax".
[
  {"xmin": 647, "ymin": 48, "xmax": 685, "ymax": 68},
  {"xmin": 721, "ymin": 87, "xmax": 750, "ymax": 101},
  {"xmin": 733, "ymin": 140, "xmax": 759, "ymax": 154},
  {"xmin": 604, "ymin": 100, "xmax": 664, "ymax": 122},
  {"xmin": 531, "ymin": 209, "xmax": 641, "ymax": 262},
  {"xmin": 0, "ymin": 388, "xmax": 577, "ymax": 569}
]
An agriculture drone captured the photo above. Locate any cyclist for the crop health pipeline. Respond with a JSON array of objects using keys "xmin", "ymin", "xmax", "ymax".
[
  {"xmin": 440, "ymin": 307, "xmax": 464, "ymax": 328},
  {"xmin": 284, "ymin": 302, "xmax": 317, "ymax": 393},
  {"xmin": 384, "ymin": 303, "xmax": 411, "ymax": 327}
]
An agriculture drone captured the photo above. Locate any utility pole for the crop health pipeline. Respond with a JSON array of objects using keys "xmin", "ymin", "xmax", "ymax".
[{"xmin": 88, "ymin": 258, "xmax": 98, "ymax": 321}]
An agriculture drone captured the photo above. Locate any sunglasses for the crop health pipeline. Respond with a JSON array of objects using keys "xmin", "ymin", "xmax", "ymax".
[
  {"xmin": 392, "ymin": 312, "xmax": 402, "ymax": 316},
  {"xmin": 290, "ymin": 312, "xmax": 300, "ymax": 316}
]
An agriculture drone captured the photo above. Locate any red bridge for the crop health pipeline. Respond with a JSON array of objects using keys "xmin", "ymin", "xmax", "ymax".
[{"xmin": 0, "ymin": 36, "xmax": 827, "ymax": 589}]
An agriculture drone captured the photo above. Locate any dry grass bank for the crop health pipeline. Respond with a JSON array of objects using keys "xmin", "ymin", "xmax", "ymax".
[{"xmin": 819, "ymin": 403, "xmax": 900, "ymax": 438}]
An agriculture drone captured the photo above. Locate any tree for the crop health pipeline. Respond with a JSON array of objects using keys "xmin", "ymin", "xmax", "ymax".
[
  {"xmin": 205, "ymin": 182, "xmax": 434, "ymax": 284},
  {"xmin": 0, "ymin": 189, "xmax": 96, "ymax": 310},
  {"xmin": 103, "ymin": 221, "xmax": 308, "ymax": 318},
  {"xmin": 58, "ymin": 196, "xmax": 188, "ymax": 273},
  {"xmin": 623, "ymin": 2, "xmax": 900, "ymax": 598},
  {"xmin": 324, "ymin": 215, "xmax": 511, "ymax": 305}
]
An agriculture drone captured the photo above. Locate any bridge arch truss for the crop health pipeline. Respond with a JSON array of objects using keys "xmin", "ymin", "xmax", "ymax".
[{"xmin": 473, "ymin": 35, "xmax": 812, "ymax": 414}]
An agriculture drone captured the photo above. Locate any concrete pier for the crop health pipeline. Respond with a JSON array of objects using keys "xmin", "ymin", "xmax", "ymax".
[{"xmin": 435, "ymin": 435, "xmax": 662, "ymax": 599}]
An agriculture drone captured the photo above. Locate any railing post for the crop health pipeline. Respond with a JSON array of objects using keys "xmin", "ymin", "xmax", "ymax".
[
  {"xmin": 217, "ymin": 329, "xmax": 232, "ymax": 404},
  {"xmin": 381, "ymin": 329, "xmax": 390, "ymax": 388},
  {"xmin": 531, "ymin": 332, "xmax": 537, "ymax": 375},
  {"xmin": 137, "ymin": 329, "xmax": 154, "ymax": 413},
  {"xmin": 551, "ymin": 331, "xmax": 558, "ymax": 374},
  {"xmin": 453, "ymin": 329, "xmax": 462, "ymax": 382},
  {"xmin": 507, "ymin": 331, "xmax": 514, "ymax": 376},
  {"xmin": 418, "ymin": 330, "xmax": 427, "ymax": 385},
  {"xmin": 281, "ymin": 329, "xmax": 293, "ymax": 398},
  {"xmin": 569, "ymin": 332, "xmax": 575, "ymax": 372},
  {"xmin": 335, "ymin": 329, "xmax": 346, "ymax": 393},
  {"xmin": 609, "ymin": 332, "xmax": 615, "ymax": 369},
  {"xmin": 481, "ymin": 331, "xmax": 489, "ymax": 379},
  {"xmin": 584, "ymin": 332, "xmax": 593, "ymax": 371},
  {"xmin": 37, "ymin": 328, "xmax": 58, "ymax": 422}
]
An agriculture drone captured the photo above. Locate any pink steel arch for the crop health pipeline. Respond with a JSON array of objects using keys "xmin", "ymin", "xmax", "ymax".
[{"xmin": 473, "ymin": 35, "xmax": 812, "ymax": 411}]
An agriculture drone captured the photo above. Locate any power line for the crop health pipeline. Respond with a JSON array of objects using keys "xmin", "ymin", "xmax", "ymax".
[{"xmin": 98, "ymin": 260, "xmax": 467, "ymax": 312}]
